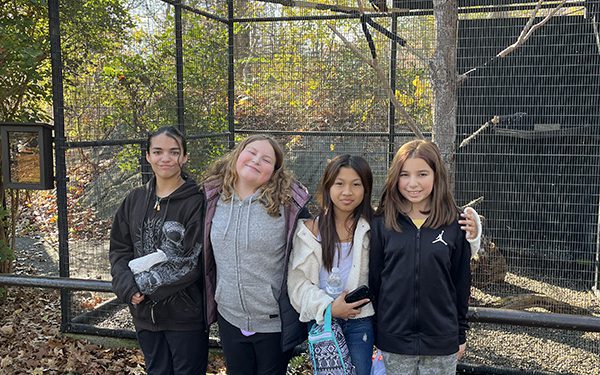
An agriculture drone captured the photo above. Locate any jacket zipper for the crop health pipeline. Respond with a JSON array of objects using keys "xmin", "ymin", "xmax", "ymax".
[
  {"xmin": 150, "ymin": 301, "xmax": 157, "ymax": 324},
  {"xmin": 202, "ymin": 190, "xmax": 215, "ymax": 333},
  {"xmin": 234, "ymin": 201, "xmax": 248, "ymax": 319},
  {"xmin": 415, "ymin": 228, "xmax": 421, "ymax": 352}
]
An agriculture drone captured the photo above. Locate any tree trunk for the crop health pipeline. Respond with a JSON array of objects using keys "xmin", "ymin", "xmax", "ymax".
[
  {"xmin": 0, "ymin": 260, "xmax": 12, "ymax": 273},
  {"xmin": 430, "ymin": 0, "xmax": 458, "ymax": 181}
]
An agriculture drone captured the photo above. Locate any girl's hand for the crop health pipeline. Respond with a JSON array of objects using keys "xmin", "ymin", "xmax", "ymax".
[
  {"xmin": 330, "ymin": 291, "xmax": 369, "ymax": 320},
  {"xmin": 459, "ymin": 208, "xmax": 479, "ymax": 240},
  {"xmin": 131, "ymin": 292, "xmax": 145, "ymax": 305},
  {"xmin": 457, "ymin": 343, "xmax": 467, "ymax": 360}
]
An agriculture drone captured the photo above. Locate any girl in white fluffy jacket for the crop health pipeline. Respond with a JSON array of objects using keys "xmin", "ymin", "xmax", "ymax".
[{"xmin": 288, "ymin": 154, "xmax": 375, "ymax": 374}]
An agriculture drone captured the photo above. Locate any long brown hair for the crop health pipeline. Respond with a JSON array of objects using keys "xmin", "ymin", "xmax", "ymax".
[
  {"xmin": 376, "ymin": 139, "xmax": 458, "ymax": 231},
  {"xmin": 316, "ymin": 155, "xmax": 373, "ymax": 272},
  {"xmin": 203, "ymin": 135, "xmax": 293, "ymax": 216}
]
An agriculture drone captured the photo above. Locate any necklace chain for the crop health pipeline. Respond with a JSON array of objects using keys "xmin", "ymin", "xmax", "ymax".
[{"xmin": 154, "ymin": 178, "xmax": 184, "ymax": 211}]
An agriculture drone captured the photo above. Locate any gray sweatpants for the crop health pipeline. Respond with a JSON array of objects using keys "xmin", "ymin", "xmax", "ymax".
[{"xmin": 381, "ymin": 351, "xmax": 457, "ymax": 375}]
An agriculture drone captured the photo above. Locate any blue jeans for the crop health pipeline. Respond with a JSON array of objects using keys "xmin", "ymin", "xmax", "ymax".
[{"xmin": 336, "ymin": 316, "xmax": 375, "ymax": 375}]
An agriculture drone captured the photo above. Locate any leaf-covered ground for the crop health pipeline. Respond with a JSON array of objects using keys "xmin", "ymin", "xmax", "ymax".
[{"xmin": 0, "ymin": 287, "xmax": 227, "ymax": 374}]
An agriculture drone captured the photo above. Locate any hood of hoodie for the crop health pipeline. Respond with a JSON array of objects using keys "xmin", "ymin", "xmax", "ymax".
[
  {"xmin": 146, "ymin": 175, "xmax": 199, "ymax": 202},
  {"xmin": 131, "ymin": 175, "xmax": 201, "ymax": 257}
]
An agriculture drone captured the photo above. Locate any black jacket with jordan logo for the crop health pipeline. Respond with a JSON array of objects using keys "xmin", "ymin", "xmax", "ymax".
[{"xmin": 369, "ymin": 213, "xmax": 471, "ymax": 356}]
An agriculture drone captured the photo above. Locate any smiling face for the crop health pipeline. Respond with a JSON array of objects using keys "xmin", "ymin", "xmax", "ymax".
[
  {"xmin": 329, "ymin": 167, "xmax": 365, "ymax": 218},
  {"xmin": 397, "ymin": 156, "xmax": 434, "ymax": 212},
  {"xmin": 235, "ymin": 139, "xmax": 276, "ymax": 193},
  {"xmin": 146, "ymin": 133, "xmax": 188, "ymax": 181}
]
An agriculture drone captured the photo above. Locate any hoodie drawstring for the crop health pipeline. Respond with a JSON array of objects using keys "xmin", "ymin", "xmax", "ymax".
[
  {"xmin": 222, "ymin": 196, "xmax": 235, "ymax": 240},
  {"xmin": 222, "ymin": 193, "xmax": 255, "ymax": 252},
  {"xmin": 245, "ymin": 195, "xmax": 253, "ymax": 252}
]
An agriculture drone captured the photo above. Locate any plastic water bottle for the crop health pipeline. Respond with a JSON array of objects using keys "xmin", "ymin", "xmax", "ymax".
[{"xmin": 325, "ymin": 267, "xmax": 344, "ymax": 298}]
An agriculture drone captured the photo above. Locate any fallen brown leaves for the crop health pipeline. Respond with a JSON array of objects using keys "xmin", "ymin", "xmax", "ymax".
[
  {"xmin": 0, "ymin": 287, "xmax": 227, "ymax": 374},
  {"xmin": 0, "ymin": 288, "xmax": 143, "ymax": 374},
  {"xmin": 17, "ymin": 154, "xmax": 113, "ymax": 247}
]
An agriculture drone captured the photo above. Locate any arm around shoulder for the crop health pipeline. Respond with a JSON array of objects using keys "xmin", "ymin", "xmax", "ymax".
[{"xmin": 463, "ymin": 207, "xmax": 482, "ymax": 258}]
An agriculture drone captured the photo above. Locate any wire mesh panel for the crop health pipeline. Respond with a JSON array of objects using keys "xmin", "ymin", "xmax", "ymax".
[
  {"xmin": 63, "ymin": 144, "xmax": 141, "ymax": 337},
  {"xmin": 23, "ymin": 0, "xmax": 599, "ymax": 371},
  {"xmin": 181, "ymin": 7, "xmax": 229, "ymax": 135},
  {"xmin": 456, "ymin": 10, "xmax": 600, "ymax": 373},
  {"xmin": 63, "ymin": 137, "xmax": 229, "ymax": 336},
  {"xmin": 57, "ymin": 1, "xmax": 230, "ymax": 337},
  {"xmin": 233, "ymin": 18, "xmax": 391, "ymax": 134}
]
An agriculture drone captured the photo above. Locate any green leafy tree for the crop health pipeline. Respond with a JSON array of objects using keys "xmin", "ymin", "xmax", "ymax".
[{"xmin": 0, "ymin": 0, "xmax": 132, "ymax": 269}]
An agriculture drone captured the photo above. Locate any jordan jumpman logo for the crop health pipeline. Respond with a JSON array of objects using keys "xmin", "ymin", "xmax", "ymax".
[{"xmin": 432, "ymin": 230, "xmax": 448, "ymax": 246}]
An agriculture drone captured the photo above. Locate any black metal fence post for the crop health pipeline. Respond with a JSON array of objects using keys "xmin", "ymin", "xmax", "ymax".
[
  {"xmin": 47, "ymin": 0, "xmax": 72, "ymax": 333},
  {"xmin": 175, "ymin": 0, "xmax": 185, "ymax": 133},
  {"xmin": 388, "ymin": 1, "xmax": 400, "ymax": 166},
  {"xmin": 227, "ymin": 0, "xmax": 235, "ymax": 150}
]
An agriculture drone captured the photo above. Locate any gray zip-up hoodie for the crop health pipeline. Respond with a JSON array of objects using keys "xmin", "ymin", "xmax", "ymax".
[
  {"xmin": 203, "ymin": 179, "xmax": 311, "ymax": 352},
  {"xmin": 211, "ymin": 191, "xmax": 286, "ymax": 332}
]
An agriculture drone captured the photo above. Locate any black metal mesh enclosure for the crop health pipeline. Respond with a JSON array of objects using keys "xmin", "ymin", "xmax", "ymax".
[
  {"xmin": 12, "ymin": 0, "xmax": 600, "ymax": 373},
  {"xmin": 454, "ymin": 10, "xmax": 600, "ymax": 373}
]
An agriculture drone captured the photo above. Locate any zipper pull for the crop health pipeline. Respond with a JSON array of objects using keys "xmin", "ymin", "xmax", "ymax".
[
  {"xmin": 153, "ymin": 196, "xmax": 161, "ymax": 211},
  {"xmin": 150, "ymin": 301, "xmax": 157, "ymax": 324}
]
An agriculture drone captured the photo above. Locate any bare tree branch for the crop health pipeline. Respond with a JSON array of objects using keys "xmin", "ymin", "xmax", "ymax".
[
  {"xmin": 458, "ymin": 116, "xmax": 500, "ymax": 148},
  {"xmin": 459, "ymin": 0, "xmax": 568, "ymax": 83},
  {"xmin": 592, "ymin": 15, "xmax": 600, "ymax": 55},
  {"xmin": 260, "ymin": 0, "xmax": 406, "ymax": 14},
  {"xmin": 497, "ymin": 0, "xmax": 568, "ymax": 58},
  {"xmin": 461, "ymin": 196, "xmax": 484, "ymax": 209},
  {"xmin": 328, "ymin": 24, "xmax": 425, "ymax": 139}
]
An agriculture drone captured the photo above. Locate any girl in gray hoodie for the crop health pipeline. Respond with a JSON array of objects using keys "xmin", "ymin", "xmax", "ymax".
[{"xmin": 202, "ymin": 135, "xmax": 310, "ymax": 375}]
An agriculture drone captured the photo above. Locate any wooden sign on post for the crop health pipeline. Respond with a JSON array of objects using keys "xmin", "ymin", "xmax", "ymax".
[{"xmin": 0, "ymin": 123, "xmax": 54, "ymax": 190}]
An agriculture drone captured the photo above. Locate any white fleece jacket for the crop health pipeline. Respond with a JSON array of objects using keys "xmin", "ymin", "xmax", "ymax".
[{"xmin": 288, "ymin": 217, "xmax": 374, "ymax": 325}]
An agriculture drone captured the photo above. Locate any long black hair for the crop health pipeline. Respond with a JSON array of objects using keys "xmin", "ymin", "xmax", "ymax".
[{"xmin": 316, "ymin": 155, "xmax": 373, "ymax": 272}]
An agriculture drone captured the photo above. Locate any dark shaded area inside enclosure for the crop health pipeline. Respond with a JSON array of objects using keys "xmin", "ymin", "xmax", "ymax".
[{"xmin": 455, "ymin": 15, "xmax": 600, "ymax": 284}]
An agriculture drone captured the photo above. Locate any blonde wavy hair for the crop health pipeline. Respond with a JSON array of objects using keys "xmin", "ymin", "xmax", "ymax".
[{"xmin": 203, "ymin": 135, "xmax": 293, "ymax": 217}]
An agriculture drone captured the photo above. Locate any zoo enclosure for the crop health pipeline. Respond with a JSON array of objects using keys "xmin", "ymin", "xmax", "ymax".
[{"xmin": 2, "ymin": 0, "xmax": 600, "ymax": 373}]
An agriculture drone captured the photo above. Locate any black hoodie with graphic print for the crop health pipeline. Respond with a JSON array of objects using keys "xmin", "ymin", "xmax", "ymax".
[{"xmin": 109, "ymin": 176, "xmax": 205, "ymax": 332}]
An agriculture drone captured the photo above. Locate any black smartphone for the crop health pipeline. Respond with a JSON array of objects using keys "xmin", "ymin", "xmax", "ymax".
[{"xmin": 344, "ymin": 285, "xmax": 372, "ymax": 308}]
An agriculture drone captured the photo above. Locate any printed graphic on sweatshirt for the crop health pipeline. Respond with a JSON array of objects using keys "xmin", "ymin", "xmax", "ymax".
[{"xmin": 132, "ymin": 218, "xmax": 201, "ymax": 295}]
